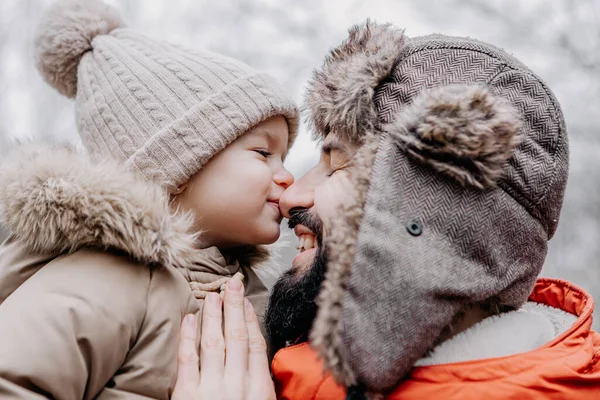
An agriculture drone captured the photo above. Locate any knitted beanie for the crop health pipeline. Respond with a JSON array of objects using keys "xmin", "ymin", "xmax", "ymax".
[{"xmin": 34, "ymin": 0, "xmax": 299, "ymax": 191}]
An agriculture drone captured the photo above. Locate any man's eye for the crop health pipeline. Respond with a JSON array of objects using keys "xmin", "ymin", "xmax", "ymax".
[{"xmin": 254, "ymin": 149, "xmax": 272, "ymax": 158}]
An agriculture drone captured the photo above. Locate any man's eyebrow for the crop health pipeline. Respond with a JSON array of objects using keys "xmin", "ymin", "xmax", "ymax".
[{"xmin": 322, "ymin": 139, "xmax": 348, "ymax": 155}]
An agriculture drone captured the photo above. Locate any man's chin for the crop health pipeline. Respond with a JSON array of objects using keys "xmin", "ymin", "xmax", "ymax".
[
  {"xmin": 292, "ymin": 247, "xmax": 318, "ymax": 272},
  {"xmin": 265, "ymin": 244, "xmax": 328, "ymax": 358}
]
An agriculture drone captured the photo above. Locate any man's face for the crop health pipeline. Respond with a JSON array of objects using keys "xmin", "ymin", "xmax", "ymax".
[
  {"xmin": 265, "ymin": 134, "xmax": 358, "ymax": 354},
  {"xmin": 281, "ymin": 134, "xmax": 359, "ymax": 273}
]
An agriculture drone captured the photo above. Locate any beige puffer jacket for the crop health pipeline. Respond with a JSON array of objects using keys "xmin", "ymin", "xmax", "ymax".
[{"xmin": 0, "ymin": 145, "xmax": 270, "ymax": 399}]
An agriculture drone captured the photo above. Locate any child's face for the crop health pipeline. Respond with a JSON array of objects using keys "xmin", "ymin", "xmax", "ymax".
[{"xmin": 175, "ymin": 115, "xmax": 294, "ymax": 248}]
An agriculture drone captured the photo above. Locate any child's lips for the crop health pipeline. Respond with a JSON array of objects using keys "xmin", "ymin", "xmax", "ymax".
[
  {"xmin": 267, "ymin": 200, "xmax": 280, "ymax": 213},
  {"xmin": 267, "ymin": 201, "xmax": 283, "ymax": 222}
]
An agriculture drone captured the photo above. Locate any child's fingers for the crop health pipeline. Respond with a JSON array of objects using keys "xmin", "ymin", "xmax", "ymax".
[
  {"xmin": 173, "ymin": 314, "xmax": 200, "ymax": 396},
  {"xmin": 244, "ymin": 299, "xmax": 271, "ymax": 381},
  {"xmin": 199, "ymin": 293, "xmax": 225, "ymax": 384},
  {"xmin": 223, "ymin": 279, "xmax": 249, "ymax": 388}
]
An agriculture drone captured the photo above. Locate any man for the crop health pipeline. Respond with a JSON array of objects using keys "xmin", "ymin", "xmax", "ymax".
[{"xmin": 175, "ymin": 21, "xmax": 600, "ymax": 399}]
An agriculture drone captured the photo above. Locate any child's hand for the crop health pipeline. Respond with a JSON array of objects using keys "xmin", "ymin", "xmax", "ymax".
[{"xmin": 172, "ymin": 279, "xmax": 276, "ymax": 400}]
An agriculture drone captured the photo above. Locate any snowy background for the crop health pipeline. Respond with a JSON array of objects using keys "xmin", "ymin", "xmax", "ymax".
[{"xmin": 1, "ymin": 0, "xmax": 599, "ymax": 326}]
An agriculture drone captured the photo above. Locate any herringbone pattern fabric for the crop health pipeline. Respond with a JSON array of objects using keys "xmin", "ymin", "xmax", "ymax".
[{"xmin": 345, "ymin": 34, "xmax": 568, "ymax": 391}]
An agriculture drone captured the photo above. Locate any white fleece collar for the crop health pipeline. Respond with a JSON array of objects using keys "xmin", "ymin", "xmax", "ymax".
[{"xmin": 415, "ymin": 300, "xmax": 578, "ymax": 366}]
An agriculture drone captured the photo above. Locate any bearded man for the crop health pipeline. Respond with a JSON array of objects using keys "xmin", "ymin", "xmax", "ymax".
[{"xmin": 174, "ymin": 21, "xmax": 600, "ymax": 400}]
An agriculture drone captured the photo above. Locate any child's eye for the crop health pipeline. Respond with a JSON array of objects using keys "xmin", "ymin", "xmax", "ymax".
[{"xmin": 254, "ymin": 149, "xmax": 272, "ymax": 158}]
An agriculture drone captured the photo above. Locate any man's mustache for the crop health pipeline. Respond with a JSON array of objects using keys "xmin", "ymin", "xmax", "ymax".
[{"xmin": 287, "ymin": 209, "xmax": 324, "ymax": 245}]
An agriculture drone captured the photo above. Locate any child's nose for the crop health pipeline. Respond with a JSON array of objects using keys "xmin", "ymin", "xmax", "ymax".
[{"xmin": 274, "ymin": 167, "xmax": 294, "ymax": 189}]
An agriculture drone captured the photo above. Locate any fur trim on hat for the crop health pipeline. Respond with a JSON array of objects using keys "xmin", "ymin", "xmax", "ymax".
[
  {"xmin": 304, "ymin": 20, "xmax": 405, "ymax": 143},
  {"xmin": 385, "ymin": 84, "xmax": 522, "ymax": 189},
  {"xmin": 309, "ymin": 132, "xmax": 381, "ymax": 388},
  {"xmin": 34, "ymin": 0, "xmax": 124, "ymax": 98},
  {"xmin": 0, "ymin": 143, "xmax": 270, "ymax": 271},
  {"xmin": 309, "ymin": 85, "xmax": 521, "ymax": 389}
]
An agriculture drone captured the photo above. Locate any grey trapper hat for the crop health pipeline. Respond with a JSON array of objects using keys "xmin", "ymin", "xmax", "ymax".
[{"xmin": 305, "ymin": 21, "xmax": 568, "ymax": 394}]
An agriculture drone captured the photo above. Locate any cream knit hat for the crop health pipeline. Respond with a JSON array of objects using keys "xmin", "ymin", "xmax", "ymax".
[{"xmin": 34, "ymin": 0, "xmax": 299, "ymax": 191}]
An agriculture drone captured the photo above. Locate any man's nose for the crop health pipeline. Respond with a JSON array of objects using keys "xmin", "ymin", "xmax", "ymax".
[{"xmin": 279, "ymin": 175, "xmax": 315, "ymax": 219}]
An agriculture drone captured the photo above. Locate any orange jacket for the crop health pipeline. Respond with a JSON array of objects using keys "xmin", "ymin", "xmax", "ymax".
[{"xmin": 272, "ymin": 278, "xmax": 600, "ymax": 399}]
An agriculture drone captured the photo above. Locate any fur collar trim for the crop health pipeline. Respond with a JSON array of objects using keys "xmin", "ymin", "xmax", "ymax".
[{"xmin": 0, "ymin": 143, "xmax": 268, "ymax": 270}]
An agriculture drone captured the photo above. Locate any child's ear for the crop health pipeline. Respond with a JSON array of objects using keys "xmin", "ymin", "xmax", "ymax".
[{"xmin": 383, "ymin": 84, "xmax": 522, "ymax": 189}]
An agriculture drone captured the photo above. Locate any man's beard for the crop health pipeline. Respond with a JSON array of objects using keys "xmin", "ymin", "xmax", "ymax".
[{"xmin": 265, "ymin": 210, "xmax": 328, "ymax": 357}]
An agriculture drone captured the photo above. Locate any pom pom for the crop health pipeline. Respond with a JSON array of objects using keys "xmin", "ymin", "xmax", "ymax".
[{"xmin": 34, "ymin": 0, "xmax": 124, "ymax": 98}]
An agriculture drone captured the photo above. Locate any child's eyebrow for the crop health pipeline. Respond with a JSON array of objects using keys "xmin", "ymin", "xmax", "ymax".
[{"xmin": 257, "ymin": 130, "xmax": 274, "ymax": 143}]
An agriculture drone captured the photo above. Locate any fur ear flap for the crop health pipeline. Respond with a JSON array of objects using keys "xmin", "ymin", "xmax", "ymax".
[
  {"xmin": 386, "ymin": 84, "xmax": 522, "ymax": 189},
  {"xmin": 304, "ymin": 20, "xmax": 405, "ymax": 143}
]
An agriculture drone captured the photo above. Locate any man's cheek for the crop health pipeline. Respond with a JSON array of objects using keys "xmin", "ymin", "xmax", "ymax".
[{"xmin": 314, "ymin": 173, "xmax": 353, "ymax": 232}]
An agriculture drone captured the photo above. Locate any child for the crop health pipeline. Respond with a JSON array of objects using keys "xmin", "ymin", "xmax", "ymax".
[{"xmin": 0, "ymin": 0, "xmax": 297, "ymax": 398}]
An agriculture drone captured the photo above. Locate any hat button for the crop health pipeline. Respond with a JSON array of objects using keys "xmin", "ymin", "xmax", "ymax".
[{"xmin": 407, "ymin": 220, "xmax": 423, "ymax": 236}]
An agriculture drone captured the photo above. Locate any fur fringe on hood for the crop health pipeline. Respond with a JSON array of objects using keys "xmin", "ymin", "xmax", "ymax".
[
  {"xmin": 0, "ymin": 144, "xmax": 269, "ymax": 270},
  {"xmin": 304, "ymin": 20, "xmax": 405, "ymax": 143}
]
